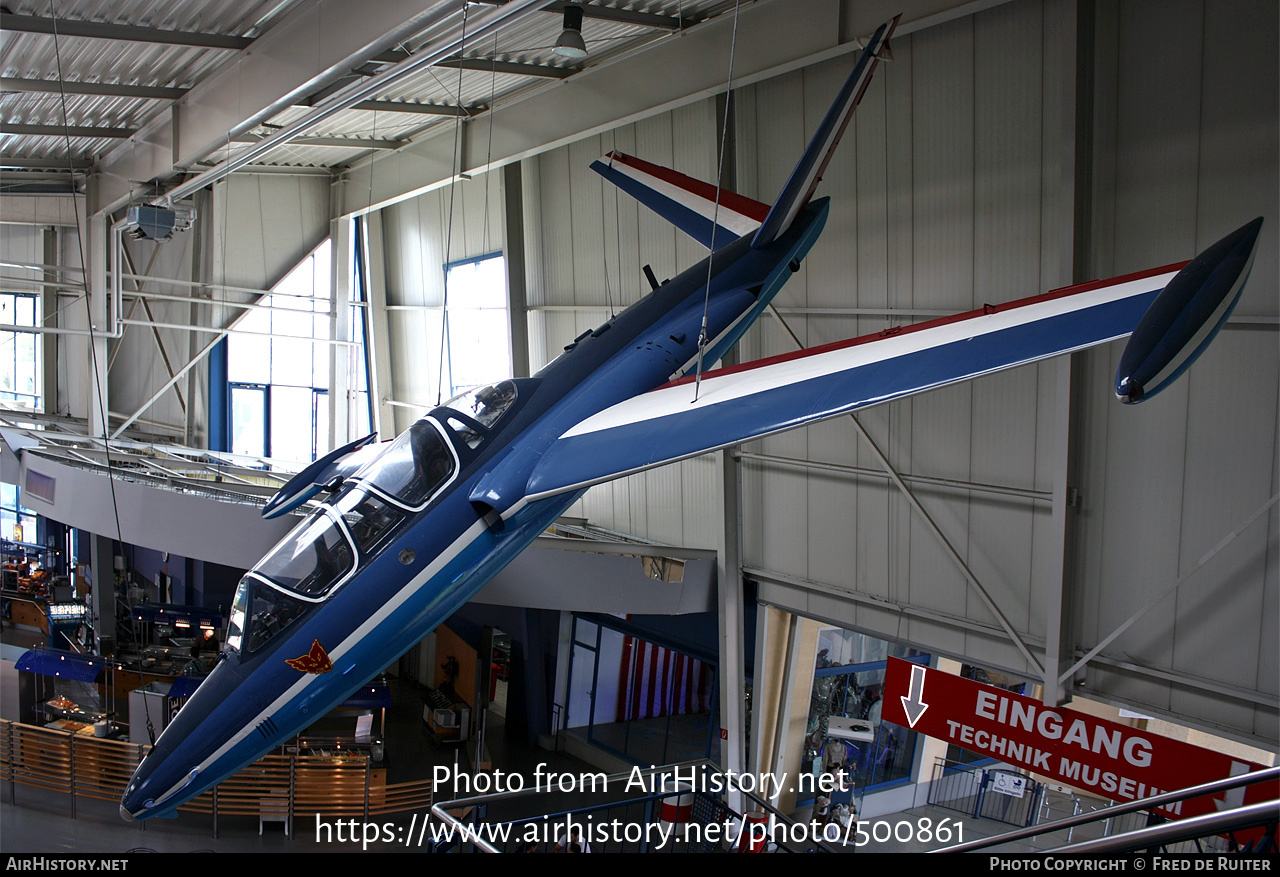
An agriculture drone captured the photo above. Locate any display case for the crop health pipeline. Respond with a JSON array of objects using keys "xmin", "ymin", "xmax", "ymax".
[
  {"xmin": 292, "ymin": 678, "xmax": 392, "ymax": 762},
  {"xmin": 42, "ymin": 682, "xmax": 108, "ymax": 730},
  {"xmin": 15, "ymin": 649, "xmax": 117, "ymax": 736}
]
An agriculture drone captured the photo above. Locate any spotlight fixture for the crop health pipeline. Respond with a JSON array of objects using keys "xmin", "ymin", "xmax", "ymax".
[{"xmin": 554, "ymin": 3, "xmax": 587, "ymax": 59}]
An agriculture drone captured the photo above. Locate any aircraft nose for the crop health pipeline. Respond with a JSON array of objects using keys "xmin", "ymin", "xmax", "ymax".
[
  {"xmin": 119, "ymin": 773, "xmax": 151, "ymax": 821},
  {"xmin": 118, "ymin": 654, "xmax": 246, "ymax": 821}
]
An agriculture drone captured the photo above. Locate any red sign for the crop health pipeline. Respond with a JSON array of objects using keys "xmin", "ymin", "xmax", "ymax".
[{"xmin": 881, "ymin": 658, "xmax": 1274, "ymax": 820}]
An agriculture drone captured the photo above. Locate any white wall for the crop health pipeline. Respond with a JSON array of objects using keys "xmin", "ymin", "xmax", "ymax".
[
  {"xmin": 379, "ymin": 172, "xmax": 505, "ymax": 435},
  {"xmin": 524, "ymin": 99, "xmax": 723, "ymax": 549},
  {"xmin": 2, "ymin": 174, "xmax": 334, "ymax": 442},
  {"xmin": 744, "ymin": 0, "xmax": 1076, "ymax": 674},
  {"xmin": 1068, "ymin": 0, "xmax": 1278, "ymax": 745}
]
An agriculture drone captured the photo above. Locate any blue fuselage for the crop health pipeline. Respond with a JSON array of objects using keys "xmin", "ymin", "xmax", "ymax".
[{"xmin": 120, "ymin": 200, "xmax": 829, "ymax": 820}]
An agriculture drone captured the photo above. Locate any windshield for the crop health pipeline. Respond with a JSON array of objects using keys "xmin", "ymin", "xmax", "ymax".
[
  {"xmin": 444, "ymin": 380, "xmax": 518, "ymax": 429},
  {"xmin": 253, "ymin": 509, "xmax": 355, "ymax": 597},
  {"xmin": 225, "ymin": 576, "xmax": 310, "ymax": 655},
  {"xmin": 355, "ymin": 418, "xmax": 455, "ymax": 509},
  {"xmin": 330, "ymin": 485, "xmax": 407, "ymax": 558}
]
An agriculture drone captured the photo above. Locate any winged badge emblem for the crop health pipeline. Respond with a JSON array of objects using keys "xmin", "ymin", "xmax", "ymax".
[{"xmin": 285, "ymin": 639, "xmax": 333, "ymax": 674}]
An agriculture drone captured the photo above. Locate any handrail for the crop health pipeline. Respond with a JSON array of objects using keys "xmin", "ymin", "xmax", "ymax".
[
  {"xmin": 933, "ymin": 765, "xmax": 1280, "ymax": 853},
  {"xmin": 1046, "ymin": 800, "xmax": 1279, "ymax": 854},
  {"xmin": 0, "ymin": 718, "xmax": 432, "ymax": 834}
]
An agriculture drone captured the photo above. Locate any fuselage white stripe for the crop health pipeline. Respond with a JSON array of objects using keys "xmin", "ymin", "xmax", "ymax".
[
  {"xmin": 155, "ymin": 516, "xmax": 492, "ymax": 803},
  {"xmin": 563, "ymin": 271, "xmax": 1174, "ymax": 439}
]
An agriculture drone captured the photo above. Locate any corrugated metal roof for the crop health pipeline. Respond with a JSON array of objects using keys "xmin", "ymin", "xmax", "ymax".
[
  {"xmin": 1, "ymin": 0, "xmax": 297, "ymax": 174},
  {"xmin": 1, "ymin": 1, "xmax": 736, "ymax": 176}
]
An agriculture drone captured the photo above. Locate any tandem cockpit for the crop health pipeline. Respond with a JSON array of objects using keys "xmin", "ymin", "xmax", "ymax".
[{"xmin": 225, "ymin": 380, "xmax": 524, "ymax": 658}]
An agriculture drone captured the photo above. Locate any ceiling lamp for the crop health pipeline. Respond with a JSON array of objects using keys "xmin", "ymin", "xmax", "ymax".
[{"xmin": 554, "ymin": 4, "xmax": 587, "ymax": 59}]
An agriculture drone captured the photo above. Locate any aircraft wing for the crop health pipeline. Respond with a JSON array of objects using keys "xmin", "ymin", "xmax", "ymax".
[{"xmin": 524, "ymin": 263, "xmax": 1182, "ymax": 500}]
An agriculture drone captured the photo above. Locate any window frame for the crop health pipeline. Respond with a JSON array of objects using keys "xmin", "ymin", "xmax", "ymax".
[
  {"xmin": 223, "ymin": 236, "xmax": 372, "ymax": 463},
  {"xmin": 0, "ymin": 290, "xmax": 42, "ymax": 412},
  {"xmin": 442, "ymin": 251, "xmax": 511, "ymax": 400}
]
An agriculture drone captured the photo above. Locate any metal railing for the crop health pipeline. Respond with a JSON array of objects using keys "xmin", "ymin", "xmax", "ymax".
[
  {"xmin": 933, "ymin": 765, "xmax": 1280, "ymax": 854},
  {"xmin": 0, "ymin": 718, "xmax": 432, "ymax": 836},
  {"xmin": 927, "ymin": 757, "xmax": 1044, "ymax": 827}
]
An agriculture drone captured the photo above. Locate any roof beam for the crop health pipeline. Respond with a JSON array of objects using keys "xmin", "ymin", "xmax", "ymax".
[
  {"xmin": 434, "ymin": 56, "xmax": 575, "ymax": 78},
  {"xmin": 92, "ymin": 0, "xmax": 468, "ymax": 213},
  {"xmin": 0, "ymin": 157, "xmax": 94, "ymax": 170},
  {"xmin": 352, "ymin": 99, "xmax": 476, "ymax": 116},
  {"xmin": 154, "ymin": 0, "xmax": 549, "ymax": 206},
  {"xmin": 339, "ymin": 0, "xmax": 1012, "ymax": 216},
  {"xmin": 0, "ymin": 13, "xmax": 254, "ymax": 50},
  {"xmin": 340, "ymin": 0, "xmax": 847, "ymax": 214},
  {"xmin": 294, "ymin": 91, "xmax": 476, "ymax": 116},
  {"xmin": 1, "ymin": 77, "xmax": 187, "ymax": 100},
  {"xmin": 4, "ymin": 123, "xmax": 135, "ymax": 138},
  {"xmin": 470, "ymin": 1, "xmax": 702, "ymax": 31},
  {"xmin": 235, "ymin": 133, "xmax": 404, "ymax": 150}
]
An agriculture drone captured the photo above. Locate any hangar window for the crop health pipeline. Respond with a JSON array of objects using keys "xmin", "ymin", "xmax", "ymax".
[
  {"xmin": 0, "ymin": 483, "xmax": 37, "ymax": 544},
  {"xmin": 0, "ymin": 292, "xmax": 41, "ymax": 411},
  {"xmin": 442, "ymin": 253, "xmax": 510, "ymax": 399},
  {"xmin": 228, "ymin": 239, "xmax": 372, "ymax": 462}
]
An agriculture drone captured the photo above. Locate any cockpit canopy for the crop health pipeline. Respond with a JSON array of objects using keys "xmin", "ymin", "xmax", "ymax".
[
  {"xmin": 225, "ymin": 381, "xmax": 523, "ymax": 656},
  {"xmin": 354, "ymin": 419, "xmax": 455, "ymax": 509},
  {"xmin": 255, "ymin": 509, "xmax": 355, "ymax": 597},
  {"xmin": 439, "ymin": 380, "xmax": 519, "ymax": 450},
  {"xmin": 444, "ymin": 380, "xmax": 518, "ymax": 428}
]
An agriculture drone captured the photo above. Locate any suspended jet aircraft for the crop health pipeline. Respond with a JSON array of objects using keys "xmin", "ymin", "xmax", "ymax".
[{"xmin": 120, "ymin": 16, "xmax": 1262, "ymax": 820}]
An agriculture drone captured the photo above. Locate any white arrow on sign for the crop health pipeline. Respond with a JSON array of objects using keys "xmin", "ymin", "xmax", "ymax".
[
  {"xmin": 900, "ymin": 663, "xmax": 929, "ymax": 728},
  {"xmin": 1213, "ymin": 761, "xmax": 1251, "ymax": 811}
]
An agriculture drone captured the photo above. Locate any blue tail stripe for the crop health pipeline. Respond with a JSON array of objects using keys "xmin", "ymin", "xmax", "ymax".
[{"xmin": 590, "ymin": 159, "xmax": 744, "ymax": 249}]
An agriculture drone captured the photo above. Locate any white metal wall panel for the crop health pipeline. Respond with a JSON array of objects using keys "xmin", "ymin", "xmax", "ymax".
[
  {"xmin": 97, "ymin": 174, "xmax": 330, "ymax": 435},
  {"xmin": 1068, "ymin": 0, "xmax": 1277, "ymax": 743},
  {"xmin": 379, "ymin": 171, "xmax": 506, "ymax": 433},
  {"xmin": 738, "ymin": 0, "xmax": 1276, "ymax": 746},
  {"xmin": 740, "ymin": 1, "xmax": 1079, "ymax": 681},
  {"xmin": 109, "ymin": 233, "xmax": 196, "ymax": 431},
  {"xmin": 902, "ymin": 1, "xmax": 980, "ymax": 664},
  {"xmin": 525, "ymin": 98, "xmax": 719, "ymax": 546},
  {"xmin": 213, "ymin": 175, "xmax": 331, "ymax": 293}
]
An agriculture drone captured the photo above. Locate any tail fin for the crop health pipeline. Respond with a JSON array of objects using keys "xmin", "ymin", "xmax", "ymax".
[
  {"xmin": 590, "ymin": 16, "xmax": 897, "ymax": 252},
  {"xmin": 590, "ymin": 151, "xmax": 769, "ymax": 249},
  {"xmin": 750, "ymin": 15, "xmax": 899, "ymax": 249}
]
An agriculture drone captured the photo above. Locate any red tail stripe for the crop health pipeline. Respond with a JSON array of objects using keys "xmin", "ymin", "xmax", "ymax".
[
  {"xmin": 606, "ymin": 151, "xmax": 770, "ymax": 222},
  {"xmin": 662, "ymin": 261, "xmax": 1188, "ymax": 389}
]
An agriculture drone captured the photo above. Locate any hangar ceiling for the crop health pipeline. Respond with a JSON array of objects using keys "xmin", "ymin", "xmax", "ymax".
[{"xmin": 0, "ymin": 0, "xmax": 737, "ymax": 194}]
